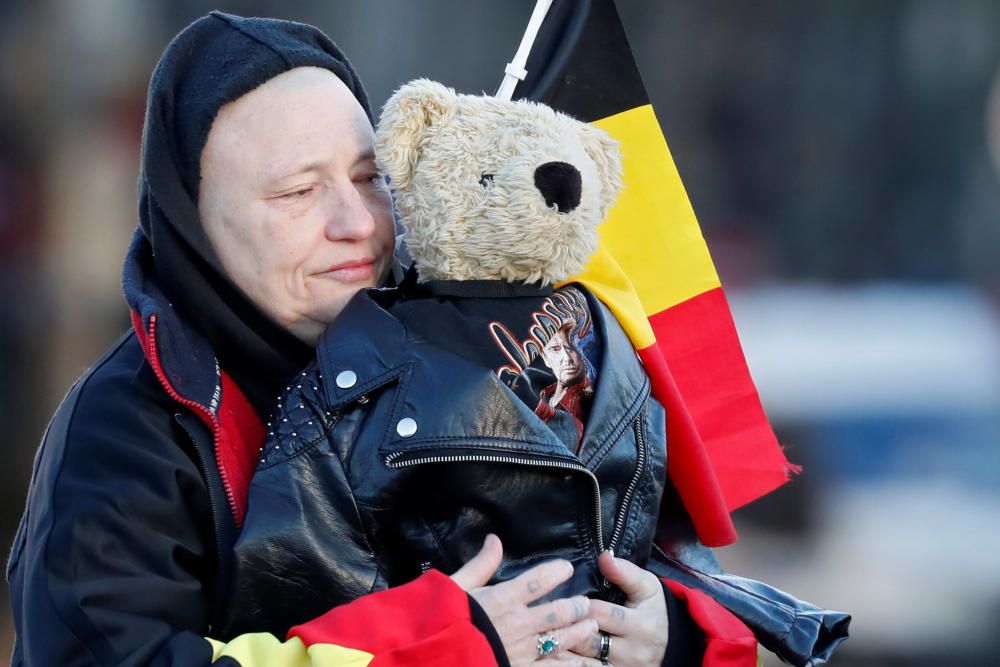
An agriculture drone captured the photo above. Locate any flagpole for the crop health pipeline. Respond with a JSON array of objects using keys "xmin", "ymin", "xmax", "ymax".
[{"xmin": 496, "ymin": 0, "xmax": 555, "ymax": 100}]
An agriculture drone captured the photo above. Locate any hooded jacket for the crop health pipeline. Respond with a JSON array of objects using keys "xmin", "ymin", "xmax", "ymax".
[{"xmin": 6, "ymin": 12, "xmax": 507, "ymax": 667}]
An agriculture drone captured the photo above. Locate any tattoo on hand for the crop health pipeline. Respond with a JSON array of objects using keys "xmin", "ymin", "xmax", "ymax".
[
  {"xmin": 613, "ymin": 606, "xmax": 626, "ymax": 620},
  {"xmin": 546, "ymin": 612, "xmax": 557, "ymax": 625},
  {"xmin": 527, "ymin": 579, "xmax": 540, "ymax": 593}
]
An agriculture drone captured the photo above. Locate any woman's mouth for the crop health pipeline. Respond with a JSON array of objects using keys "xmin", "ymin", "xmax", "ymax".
[{"xmin": 318, "ymin": 258, "xmax": 376, "ymax": 282}]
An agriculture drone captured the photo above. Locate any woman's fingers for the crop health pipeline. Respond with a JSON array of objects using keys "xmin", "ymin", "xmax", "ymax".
[
  {"xmin": 456, "ymin": 548, "xmax": 667, "ymax": 667},
  {"xmin": 563, "ymin": 625, "xmax": 604, "ymax": 658},
  {"xmin": 565, "ymin": 600, "xmax": 628, "ymax": 658},
  {"xmin": 450, "ymin": 534, "xmax": 503, "ymax": 591},
  {"xmin": 524, "ymin": 618, "xmax": 597, "ymax": 663},
  {"xmin": 558, "ymin": 618, "xmax": 600, "ymax": 656},
  {"xmin": 522, "ymin": 595, "xmax": 591, "ymax": 632},
  {"xmin": 489, "ymin": 558, "xmax": 574, "ymax": 608},
  {"xmin": 597, "ymin": 551, "xmax": 660, "ymax": 606},
  {"xmin": 569, "ymin": 564, "xmax": 669, "ymax": 667},
  {"xmin": 570, "ymin": 601, "xmax": 647, "ymax": 662},
  {"xmin": 584, "ymin": 599, "xmax": 633, "ymax": 637}
]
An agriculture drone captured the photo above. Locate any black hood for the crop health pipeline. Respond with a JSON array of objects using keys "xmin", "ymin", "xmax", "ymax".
[{"xmin": 131, "ymin": 11, "xmax": 373, "ymax": 416}]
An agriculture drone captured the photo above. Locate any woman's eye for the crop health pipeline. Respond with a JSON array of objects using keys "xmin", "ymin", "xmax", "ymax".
[
  {"xmin": 354, "ymin": 172, "xmax": 385, "ymax": 189},
  {"xmin": 282, "ymin": 187, "xmax": 313, "ymax": 199},
  {"xmin": 479, "ymin": 173, "xmax": 495, "ymax": 187}
]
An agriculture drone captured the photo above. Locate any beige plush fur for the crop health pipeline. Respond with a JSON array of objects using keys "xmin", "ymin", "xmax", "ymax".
[{"xmin": 375, "ymin": 79, "xmax": 622, "ymax": 285}]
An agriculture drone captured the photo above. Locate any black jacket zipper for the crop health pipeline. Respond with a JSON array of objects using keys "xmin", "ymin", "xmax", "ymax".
[
  {"xmin": 176, "ymin": 415, "xmax": 224, "ymax": 562},
  {"xmin": 607, "ymin": 414, "xmax": 648, "ymax": 555}
]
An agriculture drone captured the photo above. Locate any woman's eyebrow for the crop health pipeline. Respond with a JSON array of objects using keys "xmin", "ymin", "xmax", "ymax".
[
  {"xmin": 267, "ymin": 160, "xmax": 325, "ymax": 184},
  {"xmin": 267, "ymin": 147, "xmax": 377, "ymax": 185}
]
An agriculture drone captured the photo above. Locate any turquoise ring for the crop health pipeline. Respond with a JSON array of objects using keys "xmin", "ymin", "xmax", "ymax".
[{"xmin": 537, "ymin": 632, "xmax": 559, "ymax": 657}]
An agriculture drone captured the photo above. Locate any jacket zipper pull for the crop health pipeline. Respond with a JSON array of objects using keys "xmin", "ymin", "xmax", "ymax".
[{"xmin": 599, "ymin": 548, "xmax": 613, "ymax": 592}]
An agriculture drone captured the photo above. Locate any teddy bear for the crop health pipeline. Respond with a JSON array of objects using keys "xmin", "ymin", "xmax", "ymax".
[
  {"xmin": 370, "ymin": 78, "xmax": 627, "ymax": 450},
  {"xmin": 375, "ymin": 78, "xmax": 622, "ymax": 286}
]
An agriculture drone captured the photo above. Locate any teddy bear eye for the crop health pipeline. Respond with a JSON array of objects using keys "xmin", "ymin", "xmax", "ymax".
[{"xmin": 479, "ymin": 173, "xmax": 495, "ymax": 187}]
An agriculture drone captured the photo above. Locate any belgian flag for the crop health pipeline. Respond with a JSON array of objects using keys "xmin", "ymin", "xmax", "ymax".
[{"xmin": 512, "ymin": 0, "xmax": 799, "ymax": 547}]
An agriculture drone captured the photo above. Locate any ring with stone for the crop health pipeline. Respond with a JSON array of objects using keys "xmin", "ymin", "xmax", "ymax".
[
  {"xmin": 537, "ymin": 632, "xmax": 560, "ymax": 657},
  {"xmin": 598, "ymin": 631, "xmax": 612, "ymax": 664}
]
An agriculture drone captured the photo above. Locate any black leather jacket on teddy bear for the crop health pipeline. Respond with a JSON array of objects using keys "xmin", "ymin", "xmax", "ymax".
[{"xmin": 220, "ymin": 281, "xmax": 850, "ymax": 667}]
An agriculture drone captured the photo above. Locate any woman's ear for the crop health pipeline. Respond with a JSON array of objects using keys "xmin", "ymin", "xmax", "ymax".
[
  {"xmin": 375, "ymin": 79, "xmax": 457, "ymax": 190},
  {"xmin": 579, "ymin": 124, "xmax": 623, "ymax": 220}
]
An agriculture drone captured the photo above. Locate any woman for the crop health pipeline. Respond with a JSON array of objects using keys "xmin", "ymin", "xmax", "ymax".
[{"xmin": 6, "ymin": 12, "xmax": 694, "ymax": 667}]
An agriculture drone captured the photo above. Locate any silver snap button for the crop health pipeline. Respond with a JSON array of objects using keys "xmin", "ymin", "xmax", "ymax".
[
  {"xmin": 396, "ymin": 417, "xmax": 418, "ymax": 438},
  {"xmin": 335, "ymin": 370, "xmax": 358, "ymax": 389}
]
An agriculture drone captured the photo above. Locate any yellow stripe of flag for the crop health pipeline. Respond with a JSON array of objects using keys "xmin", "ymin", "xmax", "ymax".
[
  {"xmin": 207, "ymin": 634, "xmax": 374, "ymax": 666},
  {"xmin": 581, "ymin": 105, "xmax": 721, "ymax": 322}
]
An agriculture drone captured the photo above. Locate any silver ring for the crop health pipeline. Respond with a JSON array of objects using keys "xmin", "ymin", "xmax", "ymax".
[
  {"xmin": 537, "ymin": 632, "xmax": 559, "ymax": 657},
  {"xmin": 598, "ymin": 631, "xmax": 612, "ymax": 664}
]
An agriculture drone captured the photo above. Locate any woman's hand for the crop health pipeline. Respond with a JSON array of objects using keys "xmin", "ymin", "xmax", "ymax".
[
  {"xmin": 451, "ymin": 535, "xmax": 598, "ymax": 666},
  {"xmin": 570, "ymin": 552, "xmax": 669, "ymax": 666}
]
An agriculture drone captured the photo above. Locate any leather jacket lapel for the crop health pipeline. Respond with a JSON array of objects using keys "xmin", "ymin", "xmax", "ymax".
[{"xmin": 577, "ymin": 286, "xmax": 651, "ymax": 470}]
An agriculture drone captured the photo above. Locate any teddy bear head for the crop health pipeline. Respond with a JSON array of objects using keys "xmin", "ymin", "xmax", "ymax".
[{"xmin": 375, "ymin": 79, "xmax": 622, "ymax": 285}]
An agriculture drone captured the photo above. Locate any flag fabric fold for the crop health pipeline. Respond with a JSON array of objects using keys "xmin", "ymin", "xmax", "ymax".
[{"xmin": 513, "ymin": 0, "xmax": 798, "ymax": 547}]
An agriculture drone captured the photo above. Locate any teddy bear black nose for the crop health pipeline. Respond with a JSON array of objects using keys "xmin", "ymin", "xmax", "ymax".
[{"xmin": 534, "ymin": 161, "xmax": 582, "ymax": 213}]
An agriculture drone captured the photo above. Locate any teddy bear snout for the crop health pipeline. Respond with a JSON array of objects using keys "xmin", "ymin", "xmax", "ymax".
[{"xmin": 534, "ymin": 161, "xmax": 583, "ymax": 214}]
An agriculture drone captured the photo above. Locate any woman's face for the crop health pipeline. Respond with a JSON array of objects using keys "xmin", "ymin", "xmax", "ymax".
[{"xmin": 199, "ymin": 66, "xmax": 395, "ymax": 345}]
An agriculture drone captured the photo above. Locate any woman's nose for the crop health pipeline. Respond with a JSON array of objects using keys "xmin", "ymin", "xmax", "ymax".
[{"xmin": 324, "ymin": 182, "xmax": 376, "ymax": 241}]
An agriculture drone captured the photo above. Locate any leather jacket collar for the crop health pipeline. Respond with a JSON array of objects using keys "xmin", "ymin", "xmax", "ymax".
[{"xmin": 315, "ymin": 285, "xmax": 650, "ymax": 468}]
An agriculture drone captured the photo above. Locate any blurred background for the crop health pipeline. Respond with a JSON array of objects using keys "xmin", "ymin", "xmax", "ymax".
[{"xmin": 1, "ymin": 1, "xmax": 998, "ymax": 664}]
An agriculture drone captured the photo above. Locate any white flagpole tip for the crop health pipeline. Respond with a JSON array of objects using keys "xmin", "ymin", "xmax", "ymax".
[{"xmin": 496, "ymin": 0, "xmax": 555, "ymax": 101}]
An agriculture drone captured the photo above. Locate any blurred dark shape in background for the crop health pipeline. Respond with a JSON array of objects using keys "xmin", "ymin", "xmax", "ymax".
[{"xmin": 1, "ymin": 2, "xmax": 998, "ymax": 665}]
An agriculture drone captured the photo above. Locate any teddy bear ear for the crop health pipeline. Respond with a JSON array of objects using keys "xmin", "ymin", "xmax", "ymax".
[
  {"xmin": 375, "ymin": 79, "xmax": 458, "ymax": 190},
  {"xmin": 578, "ymin": 124, "xmax": 624, "ymax": 219}
]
